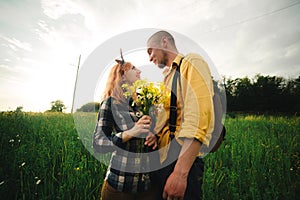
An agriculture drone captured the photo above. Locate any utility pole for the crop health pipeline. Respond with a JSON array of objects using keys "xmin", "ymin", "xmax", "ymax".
[{"xmin": 71, "ymin": 55, "xmax": 81, "ymax": 113}]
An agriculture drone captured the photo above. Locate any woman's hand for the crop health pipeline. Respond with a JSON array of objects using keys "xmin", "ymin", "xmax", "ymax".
[
  {"xmin": 136, "ymin": 115, "xmax": 152, "ymax": 129},
  {"xmin": 122, "ymin": 115, "xmax": 151, "ymax": 142},
  {"xmin": 144, "ymin": 132, "xmax": 158, "ymax": 150}
]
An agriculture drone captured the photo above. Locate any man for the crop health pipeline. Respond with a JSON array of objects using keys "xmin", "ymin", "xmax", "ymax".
[{"xmin": 147, "ymin": 30, "xmax": 215, "ymax": 200}]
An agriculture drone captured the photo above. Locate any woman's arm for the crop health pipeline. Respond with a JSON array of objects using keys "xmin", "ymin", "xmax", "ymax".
[
  {"xmin": 93, "ymin": 98, "xmax": 117, "ymax": 153},
  {"xmin": 93, "ymin": 98, "xmax": 153, "ymax": 153}
]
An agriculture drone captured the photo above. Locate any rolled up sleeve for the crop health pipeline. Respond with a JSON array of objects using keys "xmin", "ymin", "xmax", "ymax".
[{"xmin": 177, "ymin": 55, "xmax": 214, "ymax": 147}]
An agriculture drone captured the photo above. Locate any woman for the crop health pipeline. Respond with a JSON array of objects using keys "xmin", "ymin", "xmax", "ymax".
[{"xmin": 93, "ymin": 55, "xmax": 160, "ymax": 200}]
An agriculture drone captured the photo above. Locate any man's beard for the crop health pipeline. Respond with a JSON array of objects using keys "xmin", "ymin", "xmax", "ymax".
[
  {"xmin": 157, "ymin": 51, "xmax": 168, "ymax": 69},
  {"xmin": 157, "ymin": 64, "xmax": 165, "ymax": 69}
]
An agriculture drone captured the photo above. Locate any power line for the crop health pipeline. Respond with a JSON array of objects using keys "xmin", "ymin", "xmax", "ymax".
[{"xmin": 200, "ymin": 1, "xmax": 300, "ymax": 35}]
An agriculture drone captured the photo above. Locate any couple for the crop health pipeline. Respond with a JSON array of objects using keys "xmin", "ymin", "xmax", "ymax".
[{"xmin": 93, "ymin": 30, "xmax": 215, "ymax": 200}]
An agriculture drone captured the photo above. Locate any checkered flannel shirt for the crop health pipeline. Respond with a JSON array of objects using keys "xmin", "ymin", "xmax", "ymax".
[{"xmin": 93, "ymin": 97, "xmax": 153, "ymax": 193}]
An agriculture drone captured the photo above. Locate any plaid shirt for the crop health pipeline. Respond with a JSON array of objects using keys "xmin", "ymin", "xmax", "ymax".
[{"xmin": 93, "ymin": 97, "xmax": 153, "ymax": 193}]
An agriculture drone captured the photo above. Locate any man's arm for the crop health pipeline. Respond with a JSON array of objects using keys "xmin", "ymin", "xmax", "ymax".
[
  {"xmin": 162, "ymin": 138, "xmax": 201, "ymax": 199},
  {"xmin": 162, "ymin": 55, "xmax": 214, "ymax": 199}
]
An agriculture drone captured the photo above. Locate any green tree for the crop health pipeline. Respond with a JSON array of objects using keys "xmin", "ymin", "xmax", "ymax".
[
  {"xmin": 253, "ymin": 75, "xmax": 284, "ymax": 112},
  {"xmin": 76, "ymin": 102, "xmax": 100, "ymax": 112},
  {"xmin": 49, "ymin": 100, "xmax": 66, "ymax": 112},
  {"xmin": 15, "ymin": 106, "xmax": 23, "ymax": 113},
  {"xmin": 234, "ymin": 77, "xmax": 254, "ymax": 111},
  {"xmin": 223, "ymin": 74, "xmax": 299, "ymax": 114}
]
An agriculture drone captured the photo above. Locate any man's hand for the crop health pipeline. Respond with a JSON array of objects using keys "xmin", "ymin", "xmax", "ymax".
[
  {"xmin": 162, "ymin": 171, "xmax": 187, "ymax": 200},
  {"xmin": 162, "ymin": 138, "xmax": 201, "ymax": 200},
  {"xmin": 144, "ymin": 132, "xmax": 158, "ymax": 150}
]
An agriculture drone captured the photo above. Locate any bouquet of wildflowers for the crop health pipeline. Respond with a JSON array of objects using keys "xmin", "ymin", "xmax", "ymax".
[
  {"xmin": 122, "ymin": 79, "xmax": 169, "ymax": 153},
  {"xmin": 122, "ymin": 79, "xmax": 168, "ymax": 117}
]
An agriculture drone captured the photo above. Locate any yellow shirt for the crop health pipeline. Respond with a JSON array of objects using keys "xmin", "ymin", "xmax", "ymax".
[{"xmin": 155, "ymin": 53, "xmax": 215, "ymax": 162}]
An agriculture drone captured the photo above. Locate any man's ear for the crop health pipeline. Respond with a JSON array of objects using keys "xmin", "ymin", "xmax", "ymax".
[{"xmin": 161, "ymin": 36, "xmax": 168, "ymax": 48}]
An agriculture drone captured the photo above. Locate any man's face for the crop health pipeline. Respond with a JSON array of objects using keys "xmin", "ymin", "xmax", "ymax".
[{"xmin": 147, "ymin": 40, "xmax": 167, "ymax": 69}]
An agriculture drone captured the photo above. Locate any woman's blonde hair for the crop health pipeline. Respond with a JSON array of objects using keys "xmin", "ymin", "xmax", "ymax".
[{"xmin": 102, "ymin": 62, "xmax": 132, "ymax": 102}]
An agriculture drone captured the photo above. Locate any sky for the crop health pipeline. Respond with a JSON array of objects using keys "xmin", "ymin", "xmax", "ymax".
[{"xmin": 0, "ymin": 0, "xmax": 299, "ymax": 112}]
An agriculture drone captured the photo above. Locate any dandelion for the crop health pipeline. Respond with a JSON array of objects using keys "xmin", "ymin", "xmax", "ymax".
[{"xmin": 74, "ymin": 167, "xmax": 80, "ymax": 171}]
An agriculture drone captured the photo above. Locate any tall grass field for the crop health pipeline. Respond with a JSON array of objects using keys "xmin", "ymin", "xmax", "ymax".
[{"xmin": 0, "ymin": 112, "xmax": 299, "ymax": 199}]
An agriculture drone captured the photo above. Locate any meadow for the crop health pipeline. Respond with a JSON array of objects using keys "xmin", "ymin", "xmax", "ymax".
[{"xmin": 0, "ymin": 111, "xmax": 299, "ymax": 199}]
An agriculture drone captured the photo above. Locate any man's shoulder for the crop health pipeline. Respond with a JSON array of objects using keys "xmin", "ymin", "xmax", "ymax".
[
  {"xmin": 183, "ymin": 53, "xmax": 208, "ymax": 69},
  {"xmin": 184, "ymin": 53, "xmax": 205, "ymax": 62},
  {"xmin": 182, "ymin": 53, "xmax": 212, "ymax": 78}
]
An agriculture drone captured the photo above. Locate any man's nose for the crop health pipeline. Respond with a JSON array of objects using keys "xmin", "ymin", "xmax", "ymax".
[{"xmin": 149, "ymin": 54, "xmax": 153, "ymax": 62}]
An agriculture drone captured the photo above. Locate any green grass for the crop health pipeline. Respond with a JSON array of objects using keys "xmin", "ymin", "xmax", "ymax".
[
  {"xmin": 0, "ymin": 112, "xmax": 299, "ymax": 199},
  {"xmin": 203, "ymin": 115, "xmax": 300, "ymax": 200},
  {"xmin": 0, "ymin": 112, "xmax": 105, "ymax": 199}
]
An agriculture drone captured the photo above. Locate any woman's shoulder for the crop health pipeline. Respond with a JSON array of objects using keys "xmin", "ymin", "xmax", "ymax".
[
  {"xmin": 100, "ymin": 96, "xmax": 114, "ymax": 109},
  {"xmin": 101, "ymin": 96, "xmax": 113, "ymax": 103},
  {"xmin": 101, "ymin": 96, "xmax": 127, "ymax": 108}
]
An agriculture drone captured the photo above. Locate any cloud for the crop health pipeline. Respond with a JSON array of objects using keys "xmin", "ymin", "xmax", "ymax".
[
  {"xmin": 0, "ymin": 0, "xmax": 299, "ymax": 112},
  {"xmin": 41, "ymin": 0, "xmax": 82, "ymax": 19},
  {"xmin": 183, "ymin": 0, "xmax": 300, "ymax": 79},
  {"xmin": 0, "ymin": 35, "xmax": 32, "ymax": 52},
  {"xmin": 231, "ymin": 3, "xmax": 300, "ymax": 77}
]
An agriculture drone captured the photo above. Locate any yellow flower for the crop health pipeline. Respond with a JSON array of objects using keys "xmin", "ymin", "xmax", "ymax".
[{"xmin": 122, "ymin": 79, "xmax": 166, "ymax": 115}]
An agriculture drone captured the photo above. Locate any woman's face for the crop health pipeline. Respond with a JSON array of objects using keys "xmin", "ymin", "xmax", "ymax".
[{"xmin": 124, "ymin": 65, "xmax": 141, "ymax": 84}]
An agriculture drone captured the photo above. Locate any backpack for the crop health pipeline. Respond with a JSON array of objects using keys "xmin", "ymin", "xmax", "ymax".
[
  {"xmin": 209, "ymin": 92, "xmax": 226, "ymax": 152},
  {"xmin": 169, "ymin": 57, "xmax": 226, "ymax": 153}
]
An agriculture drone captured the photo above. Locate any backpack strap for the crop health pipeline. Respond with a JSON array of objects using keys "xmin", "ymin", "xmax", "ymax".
[
  {"xmin": 169, "ymin": 57, "xmax": 184, "ymax": 138},
  {"xmin": 168, "ymin": 57, "xmax": 226, "ymax": 152}
]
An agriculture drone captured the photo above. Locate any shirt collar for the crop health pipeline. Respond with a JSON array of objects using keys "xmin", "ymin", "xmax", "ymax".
[
  {"xmin": 163, "ymin": 54, "xmax": 184, "ymax": 78},
  {"xmin": 172, "ymin": 54, "xmax": 184, "ymax": 68}
]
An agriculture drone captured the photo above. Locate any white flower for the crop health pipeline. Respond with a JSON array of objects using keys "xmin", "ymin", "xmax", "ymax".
[
  {"xmin": 135, "ymin": 111, "xmax": 143, "ymax": 118},
  {"xmin": 136, "ymin": 88, "xmax": 143, "ymax": 94},
  {"xmin": 146, "ymin": 93, "xmax": 153, "ymax": 98}
]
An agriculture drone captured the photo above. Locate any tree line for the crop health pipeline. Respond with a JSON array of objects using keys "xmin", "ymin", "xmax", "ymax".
[
  {"xmin": 75, "ymin": 74, "xmax": 299, "ymax": 115},
  {"xmin": 220, "ymin": 74, "xmax": 300, "ymax": 114}
]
